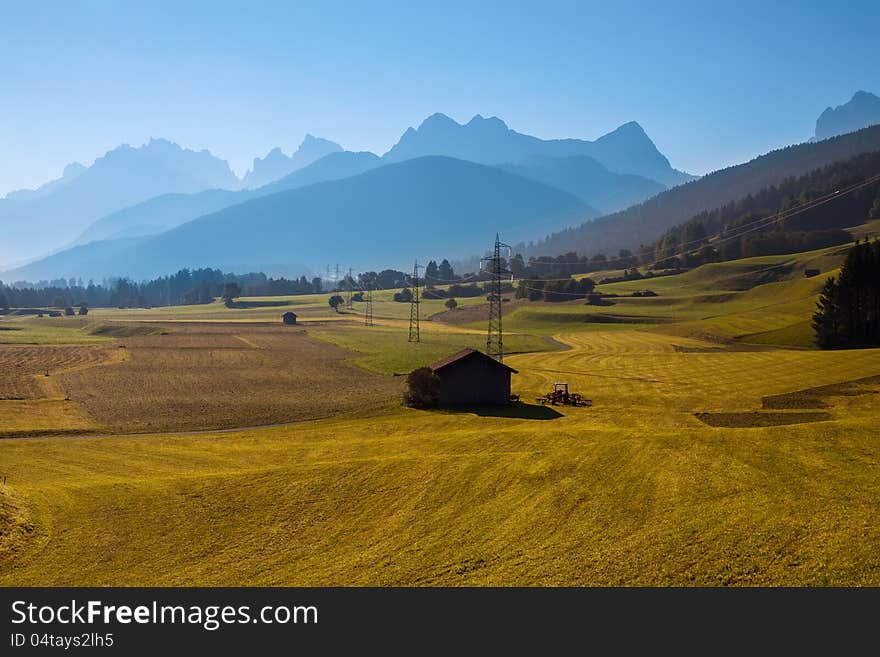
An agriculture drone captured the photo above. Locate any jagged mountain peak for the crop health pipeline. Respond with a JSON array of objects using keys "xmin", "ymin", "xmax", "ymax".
[
  {"xmin": 384, "ymin": 111, "xmax": 692, "ymax": 186},
  {"xmin": 418, "ymin": 112, "xmax": 459, "ymax": 129},
  {"xmin": 242, "ymin": 135, "xmax": 343, "ymax": 189},
  {"xmin": 467, "ymin": 114, "xmax": 509, "ymax": 131},
  {"xmin": 63, "ymin": 162, "xmax": 87, "ymax": 178},
  {"xmin": 815, "ymin": 90, "xmax": 880, "ymax": 141},
  {"xmin": 0, "ymin": 137, "xmax": 243, "ymax": 265}
]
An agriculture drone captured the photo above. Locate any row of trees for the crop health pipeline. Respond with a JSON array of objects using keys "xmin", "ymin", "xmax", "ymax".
[
  {"xmin": 392, "ymin": 282, "xmax": 514, "ymax": 303},
  {"xmin": 652, "ymin": 229, "xmax": 853, "ymax": 270},
  {"xmin": 424, "ymin": 259, "xmax": 457, "ymax": 285},
  {"xmin": 813, "ymin": 239, "xmax": 880, "ymax": 349},
  {"xmin": 507, "ymin": 250, "xmax": 640, "ymax": 280},
  {"xmin": 1, "ymin": 268, "xmax": 325, "ymax": 310},
  {"xmin": 356, "ymin": 266, "xmax": 463, "ymax": 292},
  {"xmin": 515, "ymin": 278, "xmax": 596, "ymax": 302},
  {"xmin": 357, "ymin": 269, "xmax": 409, "ymax": 290}
]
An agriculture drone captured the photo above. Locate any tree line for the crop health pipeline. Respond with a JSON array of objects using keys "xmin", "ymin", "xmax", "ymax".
[
  {"xmin": 813, "ymin": 239, "xmax": 880, "ymax": 349},
  {"xmin": 515, "ymin": 277, "xmax": 596, "ymax": 302},
  {"xmin": 0, "ymin": 268, "xmax": 324, "ymax": 310}
]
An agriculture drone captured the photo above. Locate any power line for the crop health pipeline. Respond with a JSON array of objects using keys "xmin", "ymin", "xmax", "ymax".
[
  {"xmin": 666, "ymin": 173, "xmax": 880, "ymax": 256},
  {"xmin": 514, "ymin": 172, "xmax": 880, "ymax": 270},
  {"xmin": 515, "ymin": 173, "xmax": 880, "ymax": 291}
]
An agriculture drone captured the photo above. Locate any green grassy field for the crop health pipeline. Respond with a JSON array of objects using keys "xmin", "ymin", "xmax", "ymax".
[
  {"xmin": 1, "ymin": 244, "xmax": 879, "ymax": 586},
  {"xmin": 0, "ymin": 316, "xmax": 116, "ymax": 345}
]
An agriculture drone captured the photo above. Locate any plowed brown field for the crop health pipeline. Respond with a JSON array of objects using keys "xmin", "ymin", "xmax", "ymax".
[{"xmin": 56, "ymin": 323, "xmax": 403, "ymax": 433}]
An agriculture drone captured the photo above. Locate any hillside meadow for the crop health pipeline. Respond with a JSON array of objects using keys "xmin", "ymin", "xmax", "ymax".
[{"xmin": 1, "ymin": 245, "xmax": 879, "ymax": 585}]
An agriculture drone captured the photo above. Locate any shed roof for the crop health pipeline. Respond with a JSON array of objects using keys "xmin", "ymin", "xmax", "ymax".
[{"xmin": 430, "ymin": 348, "xmax": 518, "ymax": 374}]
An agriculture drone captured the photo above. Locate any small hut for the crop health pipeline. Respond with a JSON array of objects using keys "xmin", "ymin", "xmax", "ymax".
[
  {"xmin": 282, "ymin": 312, "xmax": 298, "ymax": 325},
  {"xmin": 430, "ymin": 348, "xmax": 517, "ymax": 406}
]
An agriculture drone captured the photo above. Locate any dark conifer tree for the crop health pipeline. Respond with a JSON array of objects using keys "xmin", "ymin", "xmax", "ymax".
[{"xmin": 813, "ymin": 239, "xmax": 880, "ymax": 348}]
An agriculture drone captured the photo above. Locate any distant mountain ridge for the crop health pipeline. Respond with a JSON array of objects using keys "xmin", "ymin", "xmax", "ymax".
[
  {"xmin": 242, "ymin": 135, "xmax": 343, "ymax": 188},
  {"xmin": 383, "ymin": 113, "xmax": 694, "ymax": 187},
  {"xmin": 499, "ymin": 156, "xmax": 664, "ymax": 214},
  {"xmin": 5, "ymin": 156, "xmax": 594, "ymax": 281},
  {"xmin": 4, "ymin": 162, "xmax": 87, "ymax": 202},
  {"xmin": 815, "ymin": 91, "xmax": 880, "ymax": 141},
  {"xmin": 73, "ymin": 150, "xmax": 383, "ymax": 245},
  {"xmin": 67, "ymin": 117, "xmax": 668, "ymax": 249},
  {"xmin": 0, "ymin": 138, "xmax": 240, "ymax": 265},
  {"xmin": 2, "ymin": 112, "xmax": 689, "ymax": 270}
]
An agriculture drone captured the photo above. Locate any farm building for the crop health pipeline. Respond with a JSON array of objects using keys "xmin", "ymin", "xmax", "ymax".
[
  {"xmin": 430, "ymin": 348, "xmax": 517, "ymax": 406},
  {"xmin": 282, "ymin": 312, "xmax": 298, "ymax": 325}
]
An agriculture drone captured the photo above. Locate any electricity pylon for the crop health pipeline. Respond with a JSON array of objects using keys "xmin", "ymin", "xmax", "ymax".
[
  {"xmin": 408, "ymin": 260, "xmax": 421, "ymax": 343},
  {"xmin": 364, "ymin": 284, "xmax": 373, "ymax": 326},
  {"xmin": 481, "ymin": 234, "xmax": 512, "ymax": 361}
]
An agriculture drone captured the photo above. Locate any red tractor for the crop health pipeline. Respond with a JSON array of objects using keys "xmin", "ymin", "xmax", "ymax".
[{"xmin": 537, "ymin": 382, "xmax": 591, "ymax": 407}]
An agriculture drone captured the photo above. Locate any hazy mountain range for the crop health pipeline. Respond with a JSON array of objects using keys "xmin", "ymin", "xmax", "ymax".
[
  {"xmin": 815, "ymin": 91, "xmax": 880, "ymax": 141},
  {"xmin": 241, "ymin": 135, "xmax": 342, "ymax": 189},
  {"xmin": 384, "ymin": 113, "xmax": 694, "ymax": 187},
  {"xmin": 499, "ymin": 157, "xmax": 665, "ymax": 215},
  {"xmin": 8, "ymin": 157, "xmax": 591, "ymax": 280},
  {"xmin": 3, "ymin": 93, "xmax": 877, "ymax": 283},
  {"xmin": 2, "ymin": 114, "xmax": 683, "ymax": 278},
  {"xmin": 0, "ymin": 138, "xmax": 240, "ymax": 265},
  {"xmin": 74, "ymin": 151, "xmax": 383, "ymax": 246}
]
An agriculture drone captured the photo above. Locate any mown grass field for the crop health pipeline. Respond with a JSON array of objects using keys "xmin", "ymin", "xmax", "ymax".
[{"xmin": 1, "ymin": 244, "xmax": 879, "ymax": 585}]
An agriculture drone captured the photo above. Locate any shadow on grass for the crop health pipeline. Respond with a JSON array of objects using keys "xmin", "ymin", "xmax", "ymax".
[{"xmin": 447, "ymin": 401, "xmax": 564, "ymax": 420}]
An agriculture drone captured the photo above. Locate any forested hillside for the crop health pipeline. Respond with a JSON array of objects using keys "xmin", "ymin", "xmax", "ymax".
[
  {"xmin": 650, "ymin": 150, "xmax": 880, "ymax": 266},
  {"xmin": 532, "ymin": 124, "xmax": 880, "ymax": 257}
]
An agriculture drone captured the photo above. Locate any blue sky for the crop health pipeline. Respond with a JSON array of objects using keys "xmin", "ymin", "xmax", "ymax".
[{"xmin": 1, "ymin": 0, "xmax": 878, "ymax": 195}]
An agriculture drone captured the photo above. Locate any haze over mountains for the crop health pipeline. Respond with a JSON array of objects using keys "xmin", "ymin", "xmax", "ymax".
[
  {"xmin": 10, "ymin": 157, "xmax": 591, "ymax": 280},
  {"xmin": 384, "ymin": 113, "xmax": 694, "ymax": 187},
  {"xmin": 74, "ymin": 151, "xmax": 383, "ymax": 246},
  {"xmin": 0, "ymin": 139, "xmax": 240, "ymax": 265},
  {"xmin": 4, "ymin": 162, "xmax": 87, "ymax": 202},
  {"xmin": 2, "ymin": 113, "xmax": 682, "ymax": 279},
  {"xmin": 3, "ymin": 93, "xmax": 878, "ymax": 283},
  {"xmin": 499, "ymin": 157, "xmax": 664, "ymax": 215},
  {"xmin": 241, "ymin": 135, "xmax": 342, "ymax": 189}
]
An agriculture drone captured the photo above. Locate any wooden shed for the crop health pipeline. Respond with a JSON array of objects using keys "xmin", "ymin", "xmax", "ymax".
[
  {"xmin": 430, "ymin": 348, "xmax": 517, "ymax": 406},
  {"xmin": 282, "ymin": 312, "xmax": 298, "ymax": 325}
]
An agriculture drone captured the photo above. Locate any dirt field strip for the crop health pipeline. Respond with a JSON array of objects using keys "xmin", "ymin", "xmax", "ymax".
[
  {"xmin": 54, "ymin": 323, "xmax": 405, "ymax": 433},
  {"xmin": 0, "ymin": 344, "xmax": 129, "ymax": 437}
]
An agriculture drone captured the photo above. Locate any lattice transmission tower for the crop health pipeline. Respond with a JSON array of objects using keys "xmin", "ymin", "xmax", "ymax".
[
  {"xmin": 408, "ymin": 260, "xmax": 421, "ymax": 343},
  {"xmin": 481, "ymin": 234, "xmax": 512, "ymax": 361},
  {"xmin": 364, "ymin": 284, "xmax": 373, "ymax": 327}
]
